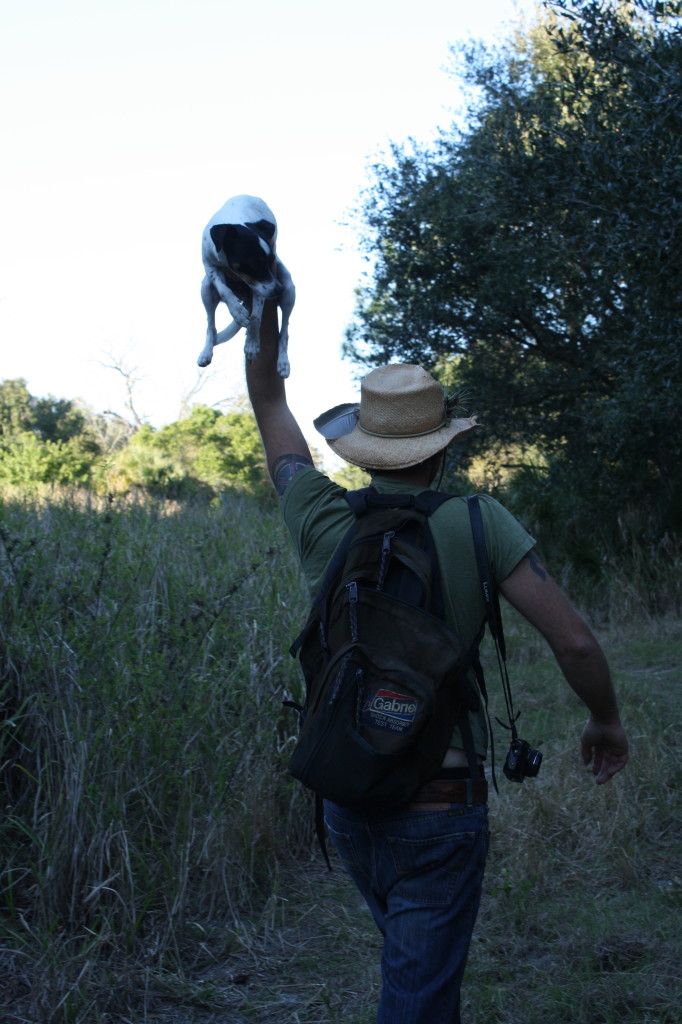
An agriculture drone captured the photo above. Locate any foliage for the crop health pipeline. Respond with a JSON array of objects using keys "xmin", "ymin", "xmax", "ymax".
[
  {"xmin": 330, "ymin": 462, "xmax": 372, "ymax": 490},
  {"xmin": 0, "ymin": 380, "xmax": 272, "ymax": 499},
  {"xmin": 0, "ymin": 379, "xmax": 102, "ymax": 486},
  {"xmin": 346, "ymin": 1, "xmax": 682, "ymax": 548},
  {"xmin": 107, "ymin": 405, "xmax": 270, "ymax": 497}
]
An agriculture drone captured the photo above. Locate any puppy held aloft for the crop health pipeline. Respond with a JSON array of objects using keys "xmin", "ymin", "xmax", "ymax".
[{"xmin": 197, "ymin": 195, "xmax": 295, "ymax": 378}]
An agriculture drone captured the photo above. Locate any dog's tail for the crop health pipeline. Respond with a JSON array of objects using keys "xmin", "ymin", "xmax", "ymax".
[{"xmin": 215, "ymin": 320, "xmax": 242, "ymax": 346}]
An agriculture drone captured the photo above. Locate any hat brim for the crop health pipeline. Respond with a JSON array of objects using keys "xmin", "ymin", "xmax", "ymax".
[
  {"xmin": 313, "ymin": 403, "xmax": 360, "ymax": 440},
  {"xmin": 326, "ymin": 417, "xmax": 478, "ymax": 471}
]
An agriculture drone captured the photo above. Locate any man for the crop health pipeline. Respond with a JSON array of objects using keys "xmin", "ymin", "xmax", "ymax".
[{"xmin": 245, "ymin": 301, "xmax": 629, "ymax": 1024}]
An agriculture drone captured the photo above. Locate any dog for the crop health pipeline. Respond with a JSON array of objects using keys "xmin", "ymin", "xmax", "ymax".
[{"xmin": 197, "ymin": 195, "xmax": 295, "ymax": 377}]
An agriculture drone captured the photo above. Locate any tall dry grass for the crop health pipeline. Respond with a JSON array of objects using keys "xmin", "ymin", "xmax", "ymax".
[{"xmin": 0, "ymin": 489, "xmax": 311, "ymax": 1021}]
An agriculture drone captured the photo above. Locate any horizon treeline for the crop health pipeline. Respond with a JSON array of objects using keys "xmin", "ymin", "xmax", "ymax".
[{"xmin": 0, "ymin": 377, "xmax": 272, "ymax": 499}]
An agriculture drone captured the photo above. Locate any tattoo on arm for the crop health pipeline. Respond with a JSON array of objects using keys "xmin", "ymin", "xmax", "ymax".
[
  {"xmin": 527, "ymin": 549, "xmax": 548, "ymax": 581},
  {"xmin": 272, "ymin": 453, "xmax": 314, "ymax": 497}
]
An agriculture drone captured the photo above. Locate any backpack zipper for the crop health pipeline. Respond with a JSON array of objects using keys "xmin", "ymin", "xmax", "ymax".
[
  {"xmin": 327, "ymin": 582, "xmax": 360, "ymax": 705},
  {"xmin": 346, "ymin": 580, "xmax": 359, "ymax": 642},
  {"xmin": 377, "ymin": 530, "xmax": 395, "ymax": 591}
]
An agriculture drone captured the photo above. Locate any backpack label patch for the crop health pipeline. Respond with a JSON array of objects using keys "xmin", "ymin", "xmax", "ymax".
[{"xmin": 361, "ymin": 688, "xmax": 421, "ymax": 734}]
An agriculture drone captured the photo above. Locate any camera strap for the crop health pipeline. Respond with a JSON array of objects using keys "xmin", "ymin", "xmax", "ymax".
[{"xmin": 467, "ymin": 497, "xmax": 520, "ymax": 743}]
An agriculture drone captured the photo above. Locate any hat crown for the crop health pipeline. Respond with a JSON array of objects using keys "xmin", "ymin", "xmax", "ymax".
[
  {"xmin": 359, "ymin": 365, "xmax": 445, "ymax": 437},
  {"xmin": 317, "ymin": 362, "xmax": 477, "ymax": 471}
]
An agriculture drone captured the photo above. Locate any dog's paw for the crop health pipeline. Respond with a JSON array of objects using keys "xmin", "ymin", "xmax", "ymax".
[
  {"xmin": 243, "ymin": 318, "xmax": 263, "ymax": 362},
  {"xmin": 277, "ymin": 353, "xmax": 290, "ymax": 378},
  {"xmin": 234, "ymin": 303, "xmax": 251, "ymax": 328},
  {"xmin": 276, "ymin": 332, "xmax": 290, "ymax": 378},
  {"xmin": 244, "ymin": 338, "xmax": 260, "ymax": 363}
]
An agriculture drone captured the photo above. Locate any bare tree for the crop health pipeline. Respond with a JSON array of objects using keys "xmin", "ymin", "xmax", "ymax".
[{"xmin": 100, "ymin": 352, "xmax": 145, "ymax": 429}]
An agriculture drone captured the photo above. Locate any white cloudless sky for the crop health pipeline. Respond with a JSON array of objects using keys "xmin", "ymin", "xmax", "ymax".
[{"xmin": 0, "ymin": 0, "xmax": 536, "ymax": 453}]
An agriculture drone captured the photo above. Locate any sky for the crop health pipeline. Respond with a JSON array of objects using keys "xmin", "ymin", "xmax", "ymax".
[{"xmin": 0, "ymin": 0, "xmax": 536, "ymax": 457}]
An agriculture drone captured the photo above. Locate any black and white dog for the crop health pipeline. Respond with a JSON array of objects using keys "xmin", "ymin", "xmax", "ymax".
[{"xmin": 197, "ymin": 195, "xmax": 295, "ymax": 377}]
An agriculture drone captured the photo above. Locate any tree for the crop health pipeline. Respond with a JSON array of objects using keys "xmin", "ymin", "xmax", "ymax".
[
  {"xmin": 0, "ymin": 379, "xmax": 102, "ymax": 486},
  {"xmin": 0, "ymin": 379, "xmax": 273, "ymax": 498},
  {"xmin": 346, "ymin": 1, "xmax": 682, "ymax": 542},
  {"xmin": 108, "ymin": 405, "xmax": 271, "ymax": 497},
  {"xmin": 155, "ymin": 405, "xmax": 269, "ymax": 493}
]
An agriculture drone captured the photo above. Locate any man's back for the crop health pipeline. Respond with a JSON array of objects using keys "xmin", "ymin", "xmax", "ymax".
[{"xmin": 282, "ymin": 465, "xmax": 534, "ymax": 760}]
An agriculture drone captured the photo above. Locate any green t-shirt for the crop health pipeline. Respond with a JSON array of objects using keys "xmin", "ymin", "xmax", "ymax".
[{"xmin": 282, "ymin": 468, "xmax": 535, "ymax": 758}]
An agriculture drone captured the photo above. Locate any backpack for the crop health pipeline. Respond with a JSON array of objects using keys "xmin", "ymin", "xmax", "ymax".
[{"xmin": 287, "ymin": 487, "xmax": 484, "ymax": 811}]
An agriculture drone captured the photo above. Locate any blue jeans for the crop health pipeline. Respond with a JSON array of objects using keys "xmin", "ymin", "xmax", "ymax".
[{"xmin": 324, "ymin": 800, "xmax": 489, "ymax": 1024}]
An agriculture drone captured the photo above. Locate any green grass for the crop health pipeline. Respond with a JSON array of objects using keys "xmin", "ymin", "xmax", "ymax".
[{"xmin": 1, "ymin": 488, "xmax": 681, "ymax": 1023}]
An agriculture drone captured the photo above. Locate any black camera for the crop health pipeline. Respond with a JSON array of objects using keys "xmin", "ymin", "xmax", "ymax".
[{"xmin": 503, "ymin": 737, "xmax": 543, "ymax": 783}]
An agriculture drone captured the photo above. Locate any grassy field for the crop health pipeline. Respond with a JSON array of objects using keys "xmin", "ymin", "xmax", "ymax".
[{"xmin": 1, "ymin": 489, "xmax": 680, "ymax": 1023}]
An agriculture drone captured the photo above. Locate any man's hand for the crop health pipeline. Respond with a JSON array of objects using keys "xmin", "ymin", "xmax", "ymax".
[{"xmin": 580, "ymin": 715, "xmax": 629, "ymax": 784}]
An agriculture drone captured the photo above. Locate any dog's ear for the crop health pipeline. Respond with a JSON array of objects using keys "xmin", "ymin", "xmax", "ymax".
[
  {"xmin": 247, "ymin": 219, "xmax": 276, "ymax": 244},
  {"xmin": 210, "ymin": 223, "xmax": 239, "ymax": 254}
]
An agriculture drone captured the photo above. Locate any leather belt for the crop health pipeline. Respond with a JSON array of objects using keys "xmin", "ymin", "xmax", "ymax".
[{"xmin": 410, "ymin": 778, "xmax": 488, "ymax": 804}]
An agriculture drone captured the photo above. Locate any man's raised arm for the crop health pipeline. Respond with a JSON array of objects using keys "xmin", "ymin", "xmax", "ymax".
[{"xmin": 245, "ymin": 300, "xmax": 313, "ymax": 496}]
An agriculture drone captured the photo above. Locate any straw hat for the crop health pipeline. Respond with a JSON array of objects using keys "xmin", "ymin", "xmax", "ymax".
[{"xmin": 314, "ymin": 364, "xmax": 477, "ymax": 471}]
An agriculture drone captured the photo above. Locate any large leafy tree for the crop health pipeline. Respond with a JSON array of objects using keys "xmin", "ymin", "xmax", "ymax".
[
  {"xmin": 0, "ymin": 379, "xmax": 102, "ymax": 485},
  {"xmin": 346, "ymin": 0, "xmax": 681, "ymax": 539},
  {"xmin": 109, "ymin": 405, "xmax": 271, "ymax": 497},
  {"xmin": 0, "ymin": 378, "xmax": 98, "ymax": 442}
]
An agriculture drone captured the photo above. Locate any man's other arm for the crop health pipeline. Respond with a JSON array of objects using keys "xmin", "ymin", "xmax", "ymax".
[{"xmin": 499, "ymin": 550, "xmax": 629, "ymax": 785}]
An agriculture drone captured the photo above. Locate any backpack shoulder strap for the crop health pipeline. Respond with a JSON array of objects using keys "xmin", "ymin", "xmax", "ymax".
[
  {"xmin": 468, "ymin": 495, "xmax": 524, "ymax": 788},
  {"xmin": 467, "ymin": 495, "xmax": 507, "ymax": 660}
]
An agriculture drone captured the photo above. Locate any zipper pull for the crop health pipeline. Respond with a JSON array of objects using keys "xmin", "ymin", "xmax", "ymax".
[
  {"xmin": 318, "ymin": 620, "xmax": 328, "ymax": 653},
  {"xmin": 346, "ymin": 580, "xmax": 359, "ymax": 642},
  {"xmin": 377, "ymin": 531, "xmax": 395, "ymax": 591},
  {"xmin": 330, "ymin": 652, "xmax": 351, "ymax": 703}
]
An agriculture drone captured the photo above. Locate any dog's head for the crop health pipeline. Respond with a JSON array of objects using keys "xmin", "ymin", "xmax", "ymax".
[{"xmin": 210, "ymin": 221, "xmax": 281, "ymax": 298}]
